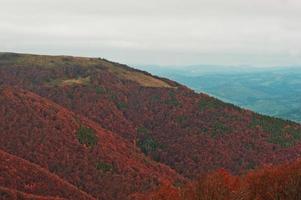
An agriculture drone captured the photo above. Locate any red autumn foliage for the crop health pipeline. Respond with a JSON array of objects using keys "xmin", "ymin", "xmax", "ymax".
[
  {"xmin": 137, "ymin": 160, "xmax": 301, "ymax": 200},
  {"xmin": 0, "ymin": 86, "xmax": 183, "ymax": 200},
  {"xmin": 1, "ymin": 53, "xmax": 301, "ymax": 199},
  {"xmin": 1, "ymin": 53, "xmax": 301, "ymax": 179},
  {"xmin": 134, "ymin": 169, "xmax": 239, "ymax": 200},
  {"xmin": 0, "ymin": 186, "xmax": 65, "ymax": 200},
  {"xmin": 0, "ymin": 149, "xmax": 93, "ymax": 200}
]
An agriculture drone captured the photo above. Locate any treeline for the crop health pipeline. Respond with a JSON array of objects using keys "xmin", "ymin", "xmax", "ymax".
[{"xmin": 135, "ymin": 159, "xmax": 301, "ymax": 200}]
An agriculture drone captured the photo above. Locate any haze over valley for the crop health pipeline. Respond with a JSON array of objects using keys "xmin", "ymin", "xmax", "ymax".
[{"xmin": 138, "ymin": 65, "xmax": 301, "ymax": 123}]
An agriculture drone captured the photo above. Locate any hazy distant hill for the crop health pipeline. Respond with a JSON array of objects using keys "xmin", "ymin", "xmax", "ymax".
[{"xmin": 138, "ymin": 65, "xmax": 301, "ymax": 123}]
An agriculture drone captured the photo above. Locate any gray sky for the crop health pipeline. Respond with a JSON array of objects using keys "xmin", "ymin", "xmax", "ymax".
[{"xmin": 1, "ymin": 0, "xmax": 301, "ymax": 66}]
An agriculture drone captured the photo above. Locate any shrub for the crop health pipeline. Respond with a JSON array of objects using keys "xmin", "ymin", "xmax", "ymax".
[
  {"xmin": 67, "ymin": 92, "xmax": 74, "ymax": 99},
  {"xmin": 76, "ymin": 126, "xmax": 98, "ymax": 147},
  {"xmin": 175, "ymin": 115, "xmax": 187, "ymax": 124},
  {"xmin": 95, "ymin": 86, "xmax": 106, "ymax": 94},
  {"xmin": 137, "ymin": 126, "xmax": 149, "ymax": 136},
  {"xmin": 198, "ymin": 98, "xmax": 221, "ymax": 111},
  {"xmin": 246, "ymin": 161, "xmax": 256, "ymax": 170},
  {"xmin": 137, "ymin": 126, "xmax": 159, "ymax": 155},
  {"xmin": 96, "ymin": 162, "xmax": 113, "ymax": 172},
  {"xmin": 151, "ymin": 94, "xmax": 161, "ymax": 102},
  {"xmin": 211, "ymin": 122, "xmax": 231, "ymax": 138},
  {"xmin": 165, "ymin": 91, "xmax": 180, "ymax": 107},
  {"xmin": 138, "ymin": 137, "xmax": 159, "ymax": 155},
  {"xmin": 110, "ymin": 94, "xmax": 117, "ymax": 100},
  {"xmin": 116, "ymin": 102, "xmax": 128, "ymax": 110}
]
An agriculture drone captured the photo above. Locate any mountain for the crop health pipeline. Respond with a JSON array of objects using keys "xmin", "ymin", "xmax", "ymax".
[
  {"xmin": 0, "ymin": 86, "xmax": 182, "ymax": 200},
  {"xmin": 1, "ymin": 52, "xmax": 301, "ymax": 199},
  {"xmin": 137, "ymin": 158, "xmax": 301, "ymax": 200},
  {"xmin": 138, "ymin": 65, "xmax": 301, "ymax": 123},
  {"xmin": 0, "ymin": 149, "xmax": 95, "ymax": 200}
]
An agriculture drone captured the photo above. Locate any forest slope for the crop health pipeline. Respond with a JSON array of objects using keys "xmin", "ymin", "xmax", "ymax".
[
  {"xmin": 1, "ymin": 52, "xmax": 301, "ymax": 179},
  {"xmin": 0, "ymin": 149, "xmax": 95, "ymax": 200},
  {"xmin": 0, "ymin": 86, "xmax": 183, "ymax": 200}
]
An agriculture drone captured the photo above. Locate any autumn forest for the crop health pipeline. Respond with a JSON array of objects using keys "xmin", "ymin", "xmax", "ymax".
[{"xmin": 1, "ymin": 53, "xmax": 301, "ymax": 200}]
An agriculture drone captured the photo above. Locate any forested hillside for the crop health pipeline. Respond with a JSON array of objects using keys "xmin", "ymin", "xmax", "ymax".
[{"xmin": 1, "ymin": 53, "xmax": 301, "ymax": 199}]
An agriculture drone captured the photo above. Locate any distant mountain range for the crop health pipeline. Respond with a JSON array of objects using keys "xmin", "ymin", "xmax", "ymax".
[{"xmin": 137, "ymin": 65, "xmax": 301, "ymax": 123}]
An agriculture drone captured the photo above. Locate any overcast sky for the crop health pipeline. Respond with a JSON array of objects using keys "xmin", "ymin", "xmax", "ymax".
[{"xmin": 1, "ymin": 0, "xmax": 301, "ymax": 66}]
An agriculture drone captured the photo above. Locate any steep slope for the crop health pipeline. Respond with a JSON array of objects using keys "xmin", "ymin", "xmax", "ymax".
[
  {"xmin": 0, "ymin": 186, "xmax": 64, "ymax": 200},
  {"xmin": 1, "ymin": 53, "xmax": 301, "ymax": 179},
  {"xmin": 135, "ymin": 158, "xmax": 301, "ymax": 200},
  {"xmin": 0, "ymin": 149, "xmax": 94, "ymax": 200},
  {"xmin": 0, "ymin": 86, "xmax": 183, "ymax": 200}
]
